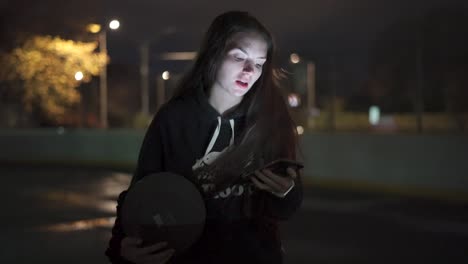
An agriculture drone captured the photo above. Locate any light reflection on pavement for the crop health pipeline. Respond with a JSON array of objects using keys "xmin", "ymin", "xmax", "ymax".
[
  {"xmin": 37, "ymin": 217, "xmax": 117, "ymax": 232},
  {"xmin": 1, "ymin": 166, "xmax": 131, "ymax": 264}
]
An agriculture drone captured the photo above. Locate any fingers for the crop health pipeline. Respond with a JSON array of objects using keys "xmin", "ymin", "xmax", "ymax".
[
  {"xmin": 250, "ymin": 174, "xmax": 272, "ymax": 192},
  {"xmin": 286, "ymin": 167, "xmax": 298, "ymax": 179},
  {"xmin": 137, "ymin": 242, "xmax": 169, "ymax": 256},
  {"xmin": 121, "ymin": 237, "xmax": 174, "ymax": 264},
  {"xmin": 250, "ymin": 169, "xmax": 295, "ymax": 194},
  {"xmin": 254, "ymin": 170, "xmax": 283, "ymax": 191},
  {"xmin": 140, "ymin": 248, "xmax": 175, "ymax": 264},
  {"xmin": 298, "ymin": 167, "xmax": 303, "ymax": 177}
]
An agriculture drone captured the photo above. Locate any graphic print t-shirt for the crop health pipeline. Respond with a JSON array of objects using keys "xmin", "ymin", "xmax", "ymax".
[{"xmin": 191, "ymin": 116, "xmax": 254, "ymax": 221}]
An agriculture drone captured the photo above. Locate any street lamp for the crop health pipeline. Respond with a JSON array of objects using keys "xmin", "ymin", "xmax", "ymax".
[
  {"xmin": 109, "ymin": 20, "xmax": 120, "ymax": 30},
  {"xmin": 290, "ymin": 53, "xmax": 300, "ymax": 64},
  {"xmin": 87, "ymin": 19, "xmax": 120, "ymax": 129},
  {"xmin": 162, "ymin": 71, "xmax": 170, "ymax": 80},
  {"xmin": 75, "ymin": 71, "xmax": 84, "ymax": 81},
  {"xmin": 287, "ymin": 93, "xmax": 301, "ymax": 108},
  {"xmin": 289, "ymin": 53, "xmax": 316, "ymax": 110}
]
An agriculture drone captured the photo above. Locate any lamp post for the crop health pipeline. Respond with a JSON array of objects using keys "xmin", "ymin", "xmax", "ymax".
[
  {"xmin": 87, "ymin": 19, "xmax": 120, "ymax": 129},
  {"xmin": 99, "ymin": 30, "xmax": 108, "ymax": 128},
  {"xmin": 289, "ymin": 53, "xmax": 316, "ymax": 110},
  {"xmin": 156, "ymin": 71, "xmax": 170, "ymax": 113},
  {"xmin": 140, "ymin": 41, "xmax": 149, "ymax": 116},
  {"xmin": 289, "ymin": 53, "xmax": 318, "ymax": 133}
]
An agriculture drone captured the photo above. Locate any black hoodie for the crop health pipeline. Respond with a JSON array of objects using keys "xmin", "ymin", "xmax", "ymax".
[{"xmin": 105, "ymin": 86, "xmax": 303, "ymax": 264}]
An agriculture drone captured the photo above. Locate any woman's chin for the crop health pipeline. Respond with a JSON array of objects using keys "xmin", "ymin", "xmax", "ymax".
[
  {"xmin": 233, "ymin": 90, "xmax": 247, "ymax": 97},
  {"xmin": 232, "ymin": 87, "xmax": 250, "ymax": 97}
]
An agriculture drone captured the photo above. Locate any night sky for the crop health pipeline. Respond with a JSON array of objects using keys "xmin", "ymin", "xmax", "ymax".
[
  {"xmin": 1, "ymin": 0, "xmax": 468, "ymax": 101},
  {"xmin": 2, "ymin": 0, "xmax": 467, "ymax": 63}
]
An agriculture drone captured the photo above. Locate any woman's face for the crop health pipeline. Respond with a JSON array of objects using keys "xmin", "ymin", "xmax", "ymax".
[{"xmin": 213, "ymin": 32, "xmax": 268, "ymax": 98}]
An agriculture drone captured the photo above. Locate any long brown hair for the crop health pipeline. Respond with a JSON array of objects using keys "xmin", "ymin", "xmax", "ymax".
[{"xmin": 174, "ymin": 11, "xmax": 299, "ymax": 188}]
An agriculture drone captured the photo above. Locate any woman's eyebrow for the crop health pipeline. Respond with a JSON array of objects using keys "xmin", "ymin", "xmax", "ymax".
[{"xmin": 233, "ymin": 47, "xmax": 266, "ymax": 60}]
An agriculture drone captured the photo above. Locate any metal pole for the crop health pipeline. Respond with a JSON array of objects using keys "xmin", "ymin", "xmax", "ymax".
[
  {"xmin": 329, "ymin": 58, "xmax": 336, "ymax": 132},
  {"xmin": 99, "ymin": 30, "xmax": 108, "ymax": 129},
  {"xmin": 140, "ymin": 42, "xmax": 150, "ymax": 115},
  {"xmin": 415, "ymin": 23, "xmax": 424, "ymax": 134},
  {"xmin": 156, "ymin": 75, "xmax": 165, "ymax": 113},
  {"xmin": 306, "ymin": 62, "xmax": 316, "ymax": 109}
]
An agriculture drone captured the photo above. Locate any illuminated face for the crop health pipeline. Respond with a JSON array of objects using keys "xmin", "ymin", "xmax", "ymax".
[{"xmin": 212, "ymin": 32, "xmax": 268, "ymax": 98}]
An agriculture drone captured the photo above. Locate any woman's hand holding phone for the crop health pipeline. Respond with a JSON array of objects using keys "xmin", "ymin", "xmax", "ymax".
[{"xmin": 250, "ymin": 165, "xmax": 300, "ymax": 197}]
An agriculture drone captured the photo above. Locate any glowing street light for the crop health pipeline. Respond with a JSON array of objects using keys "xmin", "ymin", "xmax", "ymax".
[
  {"xmin": 162, "ymin": 71, "xmax": 171, "ymax": 80},
  {"xmin": 290, "ymin": 53, "xmax": 300, "ymax": 64},
  {"xmin": 86, "ymin": 24, "xmax": 101, "ymax": 34},
  {"xmin": 109, "ymin": 20, "xmax": 120, "ymax": 30},
  {"xmin": 296, "ymin": 126, "xmax": 304, "ymax": 135},
  {"xmin": 75, "ymin": 71, "xmax": 84, "ymax": 81},
  {"xmin": 288, "ymin": 93, "xmax": 301, "ymax": 108}
]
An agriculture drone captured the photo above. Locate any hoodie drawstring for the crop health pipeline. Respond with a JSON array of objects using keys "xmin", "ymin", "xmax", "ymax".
[{"xmin": 204, "ymin": 116, "xmax": 235, "ymax": 156}]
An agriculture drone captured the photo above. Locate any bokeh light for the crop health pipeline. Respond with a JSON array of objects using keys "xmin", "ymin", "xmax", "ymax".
[
  {"xmin": 290, "ymin": 53, "xmax": 300, "ymax": 64},
  {"xmin": 369, "ymin": 105, "xmax": 381, "ymax": 125},
  {"xmin": 296, "ymin": 126, "xmax": 304, "ymax": 135},
  {"xmin": 74, "ymin": 71, "xmax": 84, "ymax": 81},
  {"xmin": 162, "ymin": 71, "xmax": 170, "ymax": 80},
  {"xmin": 109, "ymin": 20, "xmax": 120, "ymax": 30},
  {"xmin": 288, "ymin": 93, "xmax": 301, "ymax": 107}
]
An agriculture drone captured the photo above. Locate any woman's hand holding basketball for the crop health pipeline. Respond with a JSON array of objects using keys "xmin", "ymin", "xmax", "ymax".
[{"xmin": 121, "ymin": 237, "xmax": 175, "ymax": 264}]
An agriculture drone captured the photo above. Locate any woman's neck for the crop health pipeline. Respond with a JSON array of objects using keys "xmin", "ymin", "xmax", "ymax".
[{"xmin": 208, "ymin": 86, "xmax": 243, "ymax": 115}]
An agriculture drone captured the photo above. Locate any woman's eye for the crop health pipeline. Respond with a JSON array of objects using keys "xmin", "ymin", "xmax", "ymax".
[
  {"xmin": 234, "ymin": 56, "xmax": 244, "ymax": 61},
  {"xmin": 255, "ymin": 64, "xmax": 263, "ymax": 69}
]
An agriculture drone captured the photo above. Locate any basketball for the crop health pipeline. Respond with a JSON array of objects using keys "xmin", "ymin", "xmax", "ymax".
[{"xmin": 121, "ymin": 172, "xmax": 206, "ymax": 254}]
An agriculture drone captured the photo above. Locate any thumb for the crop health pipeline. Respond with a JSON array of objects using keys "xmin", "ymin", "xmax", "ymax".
[{"xmin": 286, "ymin": 167, "xmax": 297, "ymax": 179}]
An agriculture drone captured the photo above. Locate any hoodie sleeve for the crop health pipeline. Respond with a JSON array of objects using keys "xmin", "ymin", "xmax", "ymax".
[
  {"xmin": 105, "ymin": 191, "xmax": 133, "ymax": 263},
  {"xmin": 105, "ymin": 107, "xmax": 168, "ymax": 263},
  {"xmin": 262, "ymin": 174, "xmax": 303, "ymax": 221},
  {"xmin": 131, "ymin": 106, "xmax": 169, "ymax": 184}
]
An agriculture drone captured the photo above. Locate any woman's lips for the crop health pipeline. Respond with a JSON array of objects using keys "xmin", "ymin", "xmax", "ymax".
[{"xmin": 236, "ymin": 80, "xmax": 248, "ymax": 89}]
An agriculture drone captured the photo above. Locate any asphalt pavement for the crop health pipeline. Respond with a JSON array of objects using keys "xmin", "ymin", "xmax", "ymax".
[{"xmin": 1, "ymin": 165, "xmax": 467, "ymax": 264}]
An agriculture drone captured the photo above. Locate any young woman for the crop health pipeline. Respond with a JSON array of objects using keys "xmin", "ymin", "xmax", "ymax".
[{"xmin": 106, "ymin": 11, "xmax": 303, "ymax": 264}]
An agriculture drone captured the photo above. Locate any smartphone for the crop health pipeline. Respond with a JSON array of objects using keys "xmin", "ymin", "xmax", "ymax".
[{"xmin": 261, "ymin": 159, "xmax": 304, "ymax": 177}]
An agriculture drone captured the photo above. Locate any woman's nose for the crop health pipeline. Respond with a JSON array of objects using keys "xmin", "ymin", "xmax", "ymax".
[{"xmin": 243, "ymin": 61, "xmax": 254, "ymax": 73}]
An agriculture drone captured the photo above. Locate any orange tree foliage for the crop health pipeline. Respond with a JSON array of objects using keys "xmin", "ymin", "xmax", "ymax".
[{"xmin": 0, "ymin": 35, "xmax": 107, "ymax": 122}]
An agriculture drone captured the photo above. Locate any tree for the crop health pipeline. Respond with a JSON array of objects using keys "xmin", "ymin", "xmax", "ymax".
[{"xmin": 0, "ymin": 35, "xmax": 107, "ymax": 124}]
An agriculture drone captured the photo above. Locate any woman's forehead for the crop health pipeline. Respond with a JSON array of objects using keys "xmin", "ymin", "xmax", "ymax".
[{"xmin": 226, "ymin": 32, "xmax": 268, "ymax": 56}]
